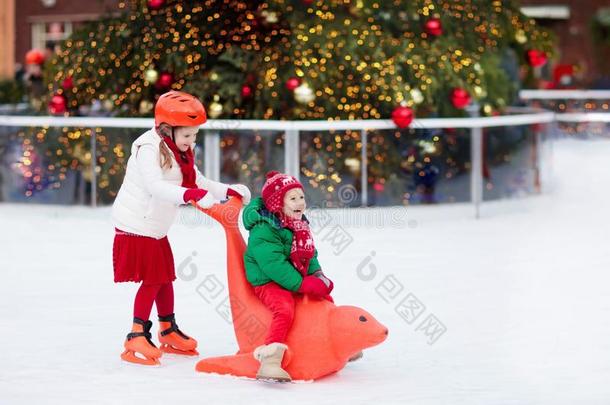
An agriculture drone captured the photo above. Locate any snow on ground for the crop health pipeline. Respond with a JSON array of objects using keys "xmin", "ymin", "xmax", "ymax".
[{"xmin": 1, "ymin": 138, "xmax": 609, "ymax": 405}]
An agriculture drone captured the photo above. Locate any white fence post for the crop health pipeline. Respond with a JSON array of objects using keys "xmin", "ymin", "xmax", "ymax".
[
  {"xmin": 90, "ymin": 127, "xmax": 97, "ymax": 208},
  {"xmin": 467, "ymin": 103, "xmax": 482, "ymax": 219},
  {"xmin": 204, "ymin": 130, "xmax": 220, "ymax": 182},
  {"xmin": 360, "ymin": 129, "xmax": 368, "ymax": 207},
  {"xmin": 470, "ymin": 127, "xmax": 483, "ymax": 219},
  {"xmin": 284, "ymin": 129, "xmax": 300, "ymax": 180}
]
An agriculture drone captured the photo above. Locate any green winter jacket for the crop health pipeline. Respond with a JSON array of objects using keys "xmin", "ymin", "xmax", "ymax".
[{"xmin": 243, "ymin": 197, "xmax": 321, "ymax": 291}]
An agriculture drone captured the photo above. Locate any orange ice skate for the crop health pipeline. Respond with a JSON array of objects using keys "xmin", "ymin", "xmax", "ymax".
[
  {"xmin": 120, "ymin": 317, "xmax": 162, "ymax": 366},
  {"xmin": 158, "ymin": 313, "xmax": 199, "ymax": 356}
]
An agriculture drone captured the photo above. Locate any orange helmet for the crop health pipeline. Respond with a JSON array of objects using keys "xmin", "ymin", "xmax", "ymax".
[
  {"xmin": 154, "ymin": 91, "xmax": 207, "ymax": 127},
  {"xmin": 25, "ymin": 49, "xmax": 45, "ymax": 65}
]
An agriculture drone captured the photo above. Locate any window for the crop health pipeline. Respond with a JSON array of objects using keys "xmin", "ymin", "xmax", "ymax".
[{"xmin": 31, "ymin": 21, "xmax": 72, "ymax": 53}]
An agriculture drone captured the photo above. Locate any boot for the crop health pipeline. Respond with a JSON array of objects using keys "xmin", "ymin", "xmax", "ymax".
[
  {"xmin": 253, "ymin": 342, "xmax": 292, "ymax": 382},
  {"xmin": 158, "ymin": 313, "xmax": 199, "ymax": 356},
  {"xmin": 121, "ymin": 317, "xmax": 162, "ymax": 366}
]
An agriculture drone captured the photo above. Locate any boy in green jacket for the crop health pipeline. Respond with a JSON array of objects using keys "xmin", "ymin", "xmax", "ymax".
[{"xmin": 242, "ymin": 171, "xmax": 334, "ymax": 382}]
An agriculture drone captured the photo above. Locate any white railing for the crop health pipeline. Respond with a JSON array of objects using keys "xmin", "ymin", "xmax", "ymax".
[
  {"xmin": 0, "ymin": 112, "xmax": 557, "ymax": 130},
  {"xmin": 518, "ymin": 90, "xmax": 610, "ymax": 137},
  {"xmin": 555, "ymin": 113, "xmax": 610, "ymax": 123},
  {"xmin": 519, "ymin": 90, "xmax": 610, "ymax": 100},
  {"xmin": 4, "ymin": 109, "xmax": 609, "ymax": 216}
]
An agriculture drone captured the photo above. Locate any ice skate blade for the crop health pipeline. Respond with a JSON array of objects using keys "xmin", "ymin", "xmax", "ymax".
[
  {"xmin": 160, "ymin": 343, "xmax": 199, "ymax": 356},
  {"xmin": 121, "ymin": 350, "xmax": 161, "ymax": 366}
]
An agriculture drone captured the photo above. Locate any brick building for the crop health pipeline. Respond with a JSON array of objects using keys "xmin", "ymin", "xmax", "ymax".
[
  {"xmin": 1, "ymin": 0, "xmax": 609, "ymax": 84},
  {"xmin": 0, "ymin": 0, "xmax": 119, "ymax": 78},
  {"xmin": 521, "ymin": 0, "xmax": 610, "ymax": 85}
]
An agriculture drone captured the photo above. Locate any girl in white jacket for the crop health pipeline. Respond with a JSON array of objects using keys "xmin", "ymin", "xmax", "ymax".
[{"xmin": 112, "ymin": 91, "xmax": 250, "ymax": 366}]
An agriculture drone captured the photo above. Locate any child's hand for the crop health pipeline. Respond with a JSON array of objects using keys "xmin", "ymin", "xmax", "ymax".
[
  {"xmin": 298, "ymin": 275, "xmax": 330, "ymax": 297},
  {"xmin": 227, "ymin": 184, "xmax": 251, "ymax": 205},
  {"xmin": 313, "ymin": 270, "xmax": 334, "ymax": 294}
]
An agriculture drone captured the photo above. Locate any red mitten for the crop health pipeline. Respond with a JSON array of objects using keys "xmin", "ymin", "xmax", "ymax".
[
  {"xmin": 313, "ymin": 270, "xmax": 334, "ymax": 294},
  {"xmin": 227, "ymin": 184, "xmax": 251, "ymax": 204},
  {"xmin": 183, "ymin": 188, "xmax": 208, "ymax": 203},
  {"xmin": 298, "ymin": 275, "xmax": 329, "ymax": 297},
  {"xmin": 226, "ymin": 188, "xmax": 241, "ymax": 198},
  {"xmin": 326, "ymin": 279, "xmax": 334, "ymax": 294}
]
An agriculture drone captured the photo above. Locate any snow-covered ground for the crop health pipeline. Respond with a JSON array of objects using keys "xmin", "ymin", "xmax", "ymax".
[{"xmin": 1, "ymin": 138, "xmax": 609, "ymax": 405}]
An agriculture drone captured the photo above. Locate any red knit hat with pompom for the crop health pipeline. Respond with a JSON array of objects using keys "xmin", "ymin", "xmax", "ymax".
[{"xmin": 261, "ymin": 171, "xmax": 304, "ymax": 213}]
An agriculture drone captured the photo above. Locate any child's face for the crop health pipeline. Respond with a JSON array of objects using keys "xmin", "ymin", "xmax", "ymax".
[
  {"xmin": 282, "ymin": 188, "xmax": 306, "ymax": 220},
  {"xmin": 173, "ymin": 126, "xmax": 199, "ymax": 152}
]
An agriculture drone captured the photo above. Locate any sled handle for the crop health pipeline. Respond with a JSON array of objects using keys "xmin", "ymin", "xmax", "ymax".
[{"xmin": 190, "ymin": 196, "xmax": 243, "ymax": 227}]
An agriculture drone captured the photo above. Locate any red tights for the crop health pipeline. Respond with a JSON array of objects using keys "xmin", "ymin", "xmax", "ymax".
[{"xmin": 133, "ymin": 282, "xmax": 174, "ymax": 320}]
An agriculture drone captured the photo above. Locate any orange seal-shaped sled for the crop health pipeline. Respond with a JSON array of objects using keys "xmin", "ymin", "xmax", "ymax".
[{"xmin": 192, "ymin": 197, "xmax": 388, "ymax": 381}]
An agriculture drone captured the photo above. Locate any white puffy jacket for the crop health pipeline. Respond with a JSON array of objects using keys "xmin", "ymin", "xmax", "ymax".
[{"xmin": 111, "ymin": 128, "xmax": 229, "ymax": 239}]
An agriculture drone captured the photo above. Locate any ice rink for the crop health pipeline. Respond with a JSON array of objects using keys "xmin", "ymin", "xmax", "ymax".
[{"xmin": 1, "ymin": 138, "xmax": 609, "ymax": 404}]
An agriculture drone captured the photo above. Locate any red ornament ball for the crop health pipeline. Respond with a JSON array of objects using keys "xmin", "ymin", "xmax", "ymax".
[
  {"xmin": 241, "ymin": 85, "xmax": 253, "ymax": 99},
  {"xmin": 391, "ymin": 105, "xmax": 414, "ymax": 128},
  {"xmin": 450, "ymin": 88, "xmax": 471, "ymax": 109},
  {"xmin": 285, "ymin": 77, "xmax": 301, "ymax": 91},
  {"xmin": 147, "ymin": 0, "xmax": 165, "ymax": 10},
  {"xmin": 25, "ymin": 49, "xmax": 45, "ymax": 65},
  {"xmin": 424, "ymin": 18, "xmax": 443, "ymax": 36},
  {"xmin": 156, "ymin": 72, "xmax": 174, "ymax": 89},
  {"xmin": 49, "ymin": 94, "xmax": 67, "ymax": 115},
  {"xmin": 61, "ymin": 76, "xmax": 74, "ymax": 91},
  {"xmin": 526, "ymin": 50, "xmax": 547, "ymax": 68}
]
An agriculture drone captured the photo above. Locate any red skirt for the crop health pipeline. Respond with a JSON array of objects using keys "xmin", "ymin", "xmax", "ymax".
[{"xmin": 113, "ymin": 228, "xmax": 176, "ymax": 285}]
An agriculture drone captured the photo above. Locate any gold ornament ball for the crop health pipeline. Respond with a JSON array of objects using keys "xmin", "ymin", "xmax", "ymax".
[
  {"xmin": 515, "ymin": 30, "xmax": 527, "ymax": 44},
  {"xmin": 144, "ymin": 69, "xmax": 159, "ymax": 84},
  {"xmin": 102, "ymin": 99, "xmax": 114, "ymax": 112},
  {"xmin": 139, "ymin": 100, "xmax": 154, "ymax": 115},
  {"xmin": 417, "ymin": 139, "xmax": 437, "ymax": 154},
  {"xmin": 473, "ymin": 86, "xmax": 487, "ymax": 98},
  {"xmin": 294, "ymin": 83, "xmax": 315, "ymax": 104},
  {"xmin": 208, "ymin": 101, "xmax": 223, "ymax": 118},
  {"xmin": 261, "ymin": 10, "xmax": 278, "ymax": 24},
  {"xmin": 410, "ymin": 88, "xmax": 424, "ymax": 104},
  {"xmin": 30, "ymin": 98, "xmax": 43, "ymax": 110}
]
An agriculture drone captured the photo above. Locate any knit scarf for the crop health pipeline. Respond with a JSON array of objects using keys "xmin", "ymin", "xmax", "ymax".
[
  {"xmin": 162, "ymin": 135, "xmax": 197, "ymax": 189},
  {"xmin": 278, "ymin": 213, "xmax": 315, "ymax": 276}
]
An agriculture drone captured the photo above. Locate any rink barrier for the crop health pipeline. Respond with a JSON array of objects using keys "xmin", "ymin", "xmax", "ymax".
[
  {"xmin": 3, "ymin": 110, "xmax": 609, "ymax": 217},
  {"xmin": 519, "ymin": 90, "xmax": 610, "ymax": 100},
  {"xmin": 554, "ymin": 113, "xmax": 610, "ymax": 123}
]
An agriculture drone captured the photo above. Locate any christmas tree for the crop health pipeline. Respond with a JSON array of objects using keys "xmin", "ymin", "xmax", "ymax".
[
  {"xmin": 16, "ymin": 0, "xmax": 555, "ymax": 206},
  {"xmin": 45, "ymin": 0, "xmax": 554, "ymax": 119}
]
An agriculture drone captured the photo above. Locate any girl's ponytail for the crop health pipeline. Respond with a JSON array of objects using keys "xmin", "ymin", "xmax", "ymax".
[{"xmin": 156, "ymin": 123, "xmax": 173, "ymax": 170}]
